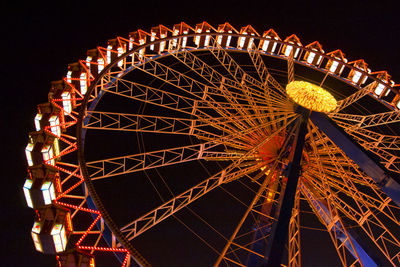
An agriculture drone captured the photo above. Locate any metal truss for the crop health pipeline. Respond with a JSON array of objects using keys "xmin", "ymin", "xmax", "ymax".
[
  {"xmin": 214, "ymin": 121, "xmax": 300, "ymax": 267},
  {"xmin": 25, "ymin": 22, "xmax": 400, "ymax": 267},
  {"xmin": 306, "ymin": 122, "xmax": 400, "ymax": 265},
  {"xmin": 287, "ymin": 49, "xmax": 295, "ymax": 84},
  {"xmin": 120, "ymin": 115, "xmax": 296, "ymax": 241},
  {"xmin": 331, "ymin": 109, "xmax": 400, "ymax": 129},
  {"xmin": 334, "ymin": 81, "xmax": 378, "ymax": 113}
]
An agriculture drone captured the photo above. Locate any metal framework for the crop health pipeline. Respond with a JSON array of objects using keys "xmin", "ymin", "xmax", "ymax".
[{"xmin": 23, "ymin": 22, "xmax": 400, "ymax": 267}]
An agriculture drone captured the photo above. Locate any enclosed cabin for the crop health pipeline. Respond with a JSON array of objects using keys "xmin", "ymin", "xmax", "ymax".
[
  {"xmin": 347, "ymin": 59, "xmax": 371, "ymax": 86},
  {"xmin": 194, "ymin": 21, "xmax": 215, "ymax": 48},
  {"xmin": 216, "ymin": 22, "xmax": 238, "ymax": 47},
  {"xmin": 48, "ymin": 80, "xmax": 75, "ymax": 115},
  {"xmin": 102, "ymin": 38, "xmax": 127, "ymax": 68},
  {"xmin": 383, "ymin": 82, "xmax": 400, "ymax": 106},
  {"xmin": 25, "ymin": 130, "xmax": 60, "ymax": 167},
  {"xmin": 86, "ymin": 48, "xmax": 105, "ymax": 75},
  {"xmin": 66, "ymin": 63, "xmax": 91, "ymax": 96},
  {"xmin": 57, "ymin": 250, "xmax": 95, "ymax": 267},
  {"xmin": 31, "ymin": 205, "xmax": 72, "ymax": 254},
  {"xmin": 129, "ymin": 29, "xmax": 151, "ymax": 60},
  {"xmin": 23, "ymin": 164, "xmax": 61, "ymax": 209},
  {"xmin": 281, "ymin": 34, "xmax": 302, "ymax": 58},
  {"xmin": 169, "ymin": 22, "xmax": 192, "ymax": 50},
  {"xmin": 237, "ymin": 25, "xmax": 259, "ymax": 50},
  {"xmin": 303, "ymin": 41, "xmax": 324, "ymax": 66},
  {"xmin": 149, "ymin": 25, "xmax": 172, "ymax": 54},
  {"xmin": 325, "ymin": 49, "xmax": 347, "ymax": 75},
  {"xmin": 259, "ymin": 29, "xmax": 281, "ymax": 54},
  {"xmin": 34, "ymin": 102, "xmax": 64, "ymax": 135},
  {"xmin": 370, "ymin": 71, "xmax": 394, "ymax": 98}
]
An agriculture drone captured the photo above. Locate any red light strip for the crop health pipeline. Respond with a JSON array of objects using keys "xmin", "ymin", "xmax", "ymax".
[
  {"xmin": 51, "ymin": 97, "xmax": 84, "ymax": 102},
  {"xmin": 79, "ymin": 61, "xmax": 96, "ymax": 80},
  {"xmin": 122, "ymin": 253, "xmax": 130, "ymax": 267},
  {"xmin": 77, "ymin": 246, "xmax": 127, "ymax": 252},
  {"xmin": 46, "ymin": 84, "xmax": 131, "ymax": 263},
  {"xmin": 44, "ymin": 128, "xmax": 77, "ymax": 147},
  {"xmin": 51, "ymin": 164, "xmax": 84, "ymax": 179},
  {"xmin": 57, "ymin": 146, "xmax": 77, "ymax": 158},
  {"xmin": 50, "ymin": 100, "xmax": 76, "ymax": 120},
  {"xmin": 67, "ymin": 77, "xmax": 91, "ymax": 82},
  {"xmin": 54, "ymin": 201, "xmax": 101, "ymax": 215},
  {"xmin": 56, "ymin": 179, "xmax": 84, "ymax": 200},
  {"xmin": 62, "ymin": 77, "xmax": 86, "ymax": 99},
  {"xmin": 55, "ymin": 256, "xmax": 62, "ymax": 267},
  {"xmin": 76, "ymin": 214, "xmax": 101, "ymax": 246},
  {"xmin": 43, "ymin": 119, "xmax": 76, "ymax": 132},
  {"xmin": 44, "ymin": 147, "xmax": 77, "ymax": 165},
  {"xmin": 51, "ymin": 98, "xmax": 83, "ymax": 120}
]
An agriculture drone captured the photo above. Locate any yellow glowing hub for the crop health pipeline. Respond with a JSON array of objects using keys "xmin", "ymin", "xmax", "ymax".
[{"xmin": 286, "ymin": 81, "xmax": 337, "ymax": 112}]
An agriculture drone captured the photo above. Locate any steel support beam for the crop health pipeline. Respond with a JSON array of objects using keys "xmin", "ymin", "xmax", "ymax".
[
  {"xmin": 310, "ymin": 111, "xmax": 400, "ymax": 207},
  {"xmin": 300, "ymin": 182, "xmax": 379, "ymax": 267},
  {"xmin": 262, "ymin": 108, "xmax": 310, "ymax": 267}
]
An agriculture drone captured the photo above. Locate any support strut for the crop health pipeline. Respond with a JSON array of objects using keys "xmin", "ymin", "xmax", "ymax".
[
  {"xmin": 310, "ymin": 111, "xmax": 400, "ymax": 207},
  {"xmin": 262, "ymin": 108, "xmax": 310, "ymax": 267}
]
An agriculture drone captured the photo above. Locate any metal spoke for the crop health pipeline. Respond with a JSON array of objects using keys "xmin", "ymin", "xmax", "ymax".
[
  {"xmin": 102, "ymin": 75, "xmax": 272, "ymax": 115},
  {"xmin": 334, "ymin": 81, "xmax": 378, "ymax": 113},
  {"xmin": 308, "ymin": 121, "xmax": 400, "ymax": 265},
  {"xmin": 215, "ymin": 121, "xmax": 299, "ymax": 266},
  {"xmin": 87, "ymin": 114, "xmax": 298, "ymax": 180},
  {"xmin": 305, "ymin": 123, "xmax": 363, "ymax": 266},
  {"xmin": 206, "ymin": 37, "xmax": 265, "ymax": 90},
  {"xmin": 332, "ymin": 121, "xmax": 400, "ymax": 173},
  {"xmin": 330, "ymin": 110, "xmax": 400, "ymax": 129},
  {"xmin": 214, "ymin": 172, "xmax": 275, "ymax": 267},
  {"xmin": 307, "ymin": 134, "xmax": 400, "ymax": 227},
  {"xmin": 87, "ymin": 144, "xmax": 244, "ymax": 180},
  {"xmin": 247, "ymin": 42, "xmax": 288, "ymax": 98},
  {"xmin": 168, "ymin": 48, "xmax": 285, "ymax": 107},
  {"xmin": 207, "ymin": 38, "xmax": 292, "ymax": 132},
  {"xmin": 120, "ymin": 160, "xmax": 262, "ymax": 240},
  {"xmin": 83, "ymin": 110, "xmax": 278, "ymax": 139},
  {"xmin": 126, "ymin": 50, "xmax": 267, "ymax": 108},
  {"xmin": 169, "ymin": 50, "xmax": 270, "ymax": 130},
  {"xmin": 101, "ymin": 74, "xmax": 286, "ymax": 134},
  {"xmin": 120, "ymin": 115, "xmax": 296, "ymax": 241},
  {"xmin": 247, "ymin": 41, "xmax": 290, "ymax": 132}
]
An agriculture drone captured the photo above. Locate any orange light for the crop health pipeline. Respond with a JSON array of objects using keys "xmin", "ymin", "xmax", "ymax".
[{"xmin": 286, "ymin": 81, "xmax": 337, "ymax": 112}]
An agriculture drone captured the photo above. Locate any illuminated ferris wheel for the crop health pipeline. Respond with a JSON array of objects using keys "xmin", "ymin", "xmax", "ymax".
[{"xmin": 23, "ymin": 21, "xmax": 400, "ymax": 266}]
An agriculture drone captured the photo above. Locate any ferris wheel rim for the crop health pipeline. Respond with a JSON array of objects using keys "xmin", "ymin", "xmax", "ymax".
[
  {"xmin": 78, "ymin": 32, "xmax": 400, "ymax": 265},
  {"xmin": 25, "ymin": 22, "xmax": 400, "ymax": 266}
]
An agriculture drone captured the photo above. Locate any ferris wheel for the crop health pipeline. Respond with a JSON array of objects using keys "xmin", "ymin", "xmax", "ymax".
[{"xmin": 23, "ymin": 21, "xmax": 400, "ymax": 266}]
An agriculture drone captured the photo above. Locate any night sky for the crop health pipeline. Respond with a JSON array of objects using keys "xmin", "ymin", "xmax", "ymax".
[{"xmin": 2, "ymin": 1, "xmax": 400, "ymax": 266}]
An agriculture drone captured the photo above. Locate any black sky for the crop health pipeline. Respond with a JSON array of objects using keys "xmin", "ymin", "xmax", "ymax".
[{"xmin": 2, "ymin": 0, "xmax": 400, "ymax": 266}]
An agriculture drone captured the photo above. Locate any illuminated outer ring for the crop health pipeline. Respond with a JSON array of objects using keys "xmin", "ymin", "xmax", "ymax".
[
  {"xmin": 72, "ymin": 26, "xmax": 400, "ymax": 265},
  {"xmin": 286, "ymin": 81, "xmax": 337, "ymax": 112}
]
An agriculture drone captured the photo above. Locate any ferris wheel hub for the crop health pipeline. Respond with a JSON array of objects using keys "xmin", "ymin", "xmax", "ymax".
[
  {"xmin": 257, "ymin": 135, "xmax": 284, "ymax": 163},
  {"xmin": 286, "ymin": 81, "xmax": 337, "ymax": 112}
]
